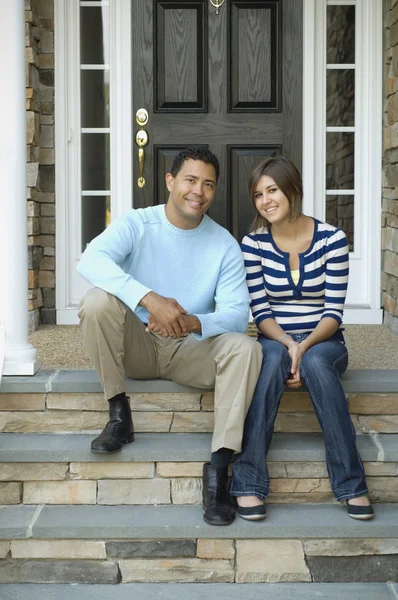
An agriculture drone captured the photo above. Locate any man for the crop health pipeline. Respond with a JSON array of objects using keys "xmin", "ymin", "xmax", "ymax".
[{"xmin": 77, "ymin": 146, "xmax": 262, "ymax": 526}]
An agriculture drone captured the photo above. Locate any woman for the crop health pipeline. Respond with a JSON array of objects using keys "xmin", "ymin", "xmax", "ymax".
[{"xmin": 230, "ymin": 156, "xmax": 374, "ymax": 521}]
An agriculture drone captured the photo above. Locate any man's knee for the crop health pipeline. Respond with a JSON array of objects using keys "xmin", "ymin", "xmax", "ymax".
[
  {"xmin": 223, "ymin": 333, "xmax": 262, "ymax": 364},
  {"xmin": 78, "ymin": 288, "xmax": 121, "ymax": 322}
]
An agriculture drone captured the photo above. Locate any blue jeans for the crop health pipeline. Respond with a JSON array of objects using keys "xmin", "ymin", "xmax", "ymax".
[{"xmin": 230, "ymin": 334, "xmax": 368, "ymax": 502}]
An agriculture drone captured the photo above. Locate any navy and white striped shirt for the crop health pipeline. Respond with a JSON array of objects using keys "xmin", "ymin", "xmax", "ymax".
[{"xmin": 242, "ymin": 219, "xmax": 349, "ymax": 335}]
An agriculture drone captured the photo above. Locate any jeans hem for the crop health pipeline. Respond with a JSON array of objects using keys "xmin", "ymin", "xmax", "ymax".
[
  {"xmin": 229, "ymin": 490, "xmax": 268, "ymax": 501},
  {"xmin": 335, "ymin": 489, "xmax": 369, "ymax": 502}
]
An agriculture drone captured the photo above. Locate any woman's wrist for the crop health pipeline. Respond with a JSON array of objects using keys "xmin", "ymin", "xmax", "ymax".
[
  {"xmin": 298, "ymin": 339, "xmax": 309, "ymax": 352},
  {"xmin": 277, "ymin": 334, "xmax": 297, "ymax": 349}
]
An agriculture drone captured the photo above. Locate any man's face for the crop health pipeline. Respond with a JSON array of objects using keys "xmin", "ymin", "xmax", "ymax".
[{"xmin": 165, "ymin": 159, "xmax": 217, "ymax": 229}]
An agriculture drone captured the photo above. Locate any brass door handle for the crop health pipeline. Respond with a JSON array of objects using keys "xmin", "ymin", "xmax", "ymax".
[{"xmin": 135, "ymin": 129, "xmax": 148, "ymax": 188}]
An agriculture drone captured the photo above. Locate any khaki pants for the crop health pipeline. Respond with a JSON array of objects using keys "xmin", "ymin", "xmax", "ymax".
[{"xmin": 78, "ymin": 288, "xmax": 262, "ymax": 452}]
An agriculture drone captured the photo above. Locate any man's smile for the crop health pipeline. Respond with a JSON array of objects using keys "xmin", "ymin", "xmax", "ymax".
[{"xmin": 186, "ymin": 197, "xmax": 205, "ymax": 208}]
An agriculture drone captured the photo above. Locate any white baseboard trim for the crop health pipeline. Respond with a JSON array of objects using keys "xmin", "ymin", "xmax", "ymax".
[
  {"xmin": 56, "ymin": 309, "xmax": 80, "ymax": 325},
  {"xmin": 343, "ymin": 308, "xmax": 383, "ymax": 325}
]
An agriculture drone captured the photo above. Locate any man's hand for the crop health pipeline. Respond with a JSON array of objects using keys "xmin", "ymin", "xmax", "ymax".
[
  {"xmin": 140, "ymin": 292, "xmax": 188, "ymax": 338},
  {"xmin": 147, "ymin": 314, "xmax": 201, "ymax": 338}
]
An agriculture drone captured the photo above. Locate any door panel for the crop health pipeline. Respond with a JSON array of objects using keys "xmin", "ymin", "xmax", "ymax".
[
  {"xmin": 228, "ymin": 145, "xmax": 282, "ymax": 241},
  {"xmin": 132, "ymin": 0, "xmax": 303, "ymax": 239},
  {"xmin": 155, "ymin": 3, "xmax": 207, "ymax": 110},
  {"xmin": 229, "ymin": 1, "xmax": 279, "ymax": 111}
]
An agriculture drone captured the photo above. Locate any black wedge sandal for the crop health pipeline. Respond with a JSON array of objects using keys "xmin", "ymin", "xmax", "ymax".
[{"xmin": 345, "ymin": 499, "xmax": 374, "ymax": 520}]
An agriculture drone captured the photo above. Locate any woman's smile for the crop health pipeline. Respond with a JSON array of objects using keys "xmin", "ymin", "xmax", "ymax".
[{"xmin": 254, "ymin": 175, "xmax": 291, "ymax": 223}]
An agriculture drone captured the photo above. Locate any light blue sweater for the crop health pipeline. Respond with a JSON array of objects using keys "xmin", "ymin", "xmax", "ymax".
[{"xmin": 77, "ymin": 205, "xmax": 250, "ymax": 340}]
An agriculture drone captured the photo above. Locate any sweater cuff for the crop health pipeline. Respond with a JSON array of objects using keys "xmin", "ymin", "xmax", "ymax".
[
  {"xmin": 193, "ymin": 312, "xmax": 248, "ymax": 340},
  {"xmin": 191, "ymin": 313, "xmax": 221, "ymax": 340},
  {"xmin": 321, "ymin": 312, "xmax": 342, "ymax": 326},
  {"xmin": 255, "ymin": 313, "xmax": 273, "ymax": 327},
  {"xmin": 192, "ymin": 314, "xmax": 215, "ymax": 340},
  {"xmin": 119, "ymin": 279, "xmax": 152, "ymax": 313}
]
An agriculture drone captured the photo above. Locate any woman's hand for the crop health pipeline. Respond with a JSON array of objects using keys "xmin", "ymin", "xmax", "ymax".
[{"xmin": 286, "ymin": 342, "xmax": 305, "ymax": 388}]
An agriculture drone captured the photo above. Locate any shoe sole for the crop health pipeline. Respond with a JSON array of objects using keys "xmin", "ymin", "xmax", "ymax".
[
  {"xmin": 203, "ymin": 517, "xmax": 235, "ymax": 527},
  {"xmin": 347, "ymin": 513, "xmax": 375, "ymax": 520},
  {"xmin": 90, "ymin": 447, "xmax": 123, "ymax": 454},
  {"xmin": 237, "ymin": 512, "xmax": 266, "ymax": 521},
  {"xmin": 90, "ymin": 436, "xmax": 135, "ymax": 454}
]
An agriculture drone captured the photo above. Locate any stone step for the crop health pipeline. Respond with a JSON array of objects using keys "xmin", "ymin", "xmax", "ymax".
[
  {"xmin": 0, "ymin": 504, "xmax": 397, "ymax": 583},
  {"xmin": 0, "ymin": 583, "xmax": 396, "ymax": 599},
  {"xmin": 3, "ymin": 368, "xmax": 398, "ymax": 394},
  {"xmin": 1, "ymin": 369, "xmax": 398, "ymax": 434},
  {"xmin": 2, "ymin": 432, "xmax": 396, "ymax": 462},
  {"xmin": 16, "ymin": 503, "xmax": 398, "ymax": 538},
  {"xmin": 0, "ymin": 433, "xmax": 396, "ymax": 505}
]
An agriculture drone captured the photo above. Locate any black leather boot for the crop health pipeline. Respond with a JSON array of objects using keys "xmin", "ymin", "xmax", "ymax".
[
  {"xmin": 91, "ymin": 395, "xmax": 134, "ymax": 454},
  {"xmin": 202, "ymin": 463, "xmax": 235, "ymax": 525}
]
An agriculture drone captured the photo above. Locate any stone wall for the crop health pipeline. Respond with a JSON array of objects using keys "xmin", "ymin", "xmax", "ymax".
[
  {"xmin": 0, "ymin": 537, "xmax": 396, "ymax": 584},
  {"xmin": 25, "ymin": 0, "xmax": 55, "ymax": 332},
  {"xmin": 383, "ymin": 0, "xmax": 398, "ymax": 334}
]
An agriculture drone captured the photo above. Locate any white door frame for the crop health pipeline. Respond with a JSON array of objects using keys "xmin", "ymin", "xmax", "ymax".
[
  {"xmin": 55, "ymin": 0, "xmax": 383, "ymax": 324},
  {"xmin": 302, "ymin": 0, "xmax": 383, "ymax": 324}
]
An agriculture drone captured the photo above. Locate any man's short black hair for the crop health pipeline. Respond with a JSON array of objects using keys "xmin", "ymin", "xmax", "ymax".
[{"xmin": 170, "ymin": 146, "xmax": 220, "ymax": 182}]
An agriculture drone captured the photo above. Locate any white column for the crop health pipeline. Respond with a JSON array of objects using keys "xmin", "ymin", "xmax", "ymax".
[{"xmin": 0, "ymin": 0, "xmax": 40, "ymax": 375}]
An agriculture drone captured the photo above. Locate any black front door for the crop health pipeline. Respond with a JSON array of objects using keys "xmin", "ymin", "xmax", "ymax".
[{"xmin": 132, "ymin": 0, "xmax": 303, "ymax": 241}]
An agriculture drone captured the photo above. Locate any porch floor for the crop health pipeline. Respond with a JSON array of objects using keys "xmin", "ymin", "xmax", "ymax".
[{"xmin": 28, "ymin": 324, "xmax": 398, "ymax": 370}]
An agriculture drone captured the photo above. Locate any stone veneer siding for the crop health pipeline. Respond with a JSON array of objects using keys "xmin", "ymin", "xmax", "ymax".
[
  {"xmin": 383, "ymin": 0, "xmax": 398, "ymax": 334},
  {"xmin": 25, "ymin": 0, "xmax": 55, "ymax": 332}
]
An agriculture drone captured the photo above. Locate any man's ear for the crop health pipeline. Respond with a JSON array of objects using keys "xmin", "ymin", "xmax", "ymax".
[{"xmin": 165, "ymin": 172, "xmax": 174, "ymax": 192}]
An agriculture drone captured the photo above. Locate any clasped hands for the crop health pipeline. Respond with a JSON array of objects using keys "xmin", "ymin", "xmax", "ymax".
[
  {"xmin": 140, "ymin": 292, "xmax": 201, "ymax": 338},
  {"xmin": 286, "ymin": 340, "xmax": 305, "ymax": 389}
]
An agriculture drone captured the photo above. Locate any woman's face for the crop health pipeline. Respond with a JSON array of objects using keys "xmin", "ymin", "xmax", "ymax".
[{"xmin": 253, "ymin": 175, "xmax": 291, "ymax": 225}]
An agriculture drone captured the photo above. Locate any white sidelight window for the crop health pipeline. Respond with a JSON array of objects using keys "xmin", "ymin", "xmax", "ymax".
[
  {"xmin": 303, "ymin": 0, "xmax": 383, "ymax": 324},
  {"xmin": 79, "ymin": 1, "xmax": 111, "ymax": 252},
  {"xmin": 55, "ymin": 0, "xmax": 132, "ymax": 323},
  {"xmin": 325, "ymin": 2, "xmax": 356, "ymax": 253}
]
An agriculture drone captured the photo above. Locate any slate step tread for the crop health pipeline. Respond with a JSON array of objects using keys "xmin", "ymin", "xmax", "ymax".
[
  {"xmin": 2, "ymin": 503, "xmax": 398, "ymax": 540},
  {"xmin": 0, "ymin": 432, "xmax": 396, "ymax": 462},
  {"xmin": 2, "ymin": 368, "xmax": 398, "ymax": 394},
  {"xmin": 0, "ymin": 583, "xmax": 396, "ymax": 600}
]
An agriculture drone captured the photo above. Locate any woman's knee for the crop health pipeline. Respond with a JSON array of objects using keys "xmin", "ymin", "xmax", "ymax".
[
  {"xmin": 300, "ymin": 349, "xmax": 326, "ymax": 377},
  {"xmin": 301, "ymin": 343, "xmax": 340, "ymax": 372},
  {"xmin": 259, "ymin": 338, "xmax": 289, "ymax": 365},
  {"xmin": 301, "ymin": 346, "xmax": 320, "ymax": 363}
]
